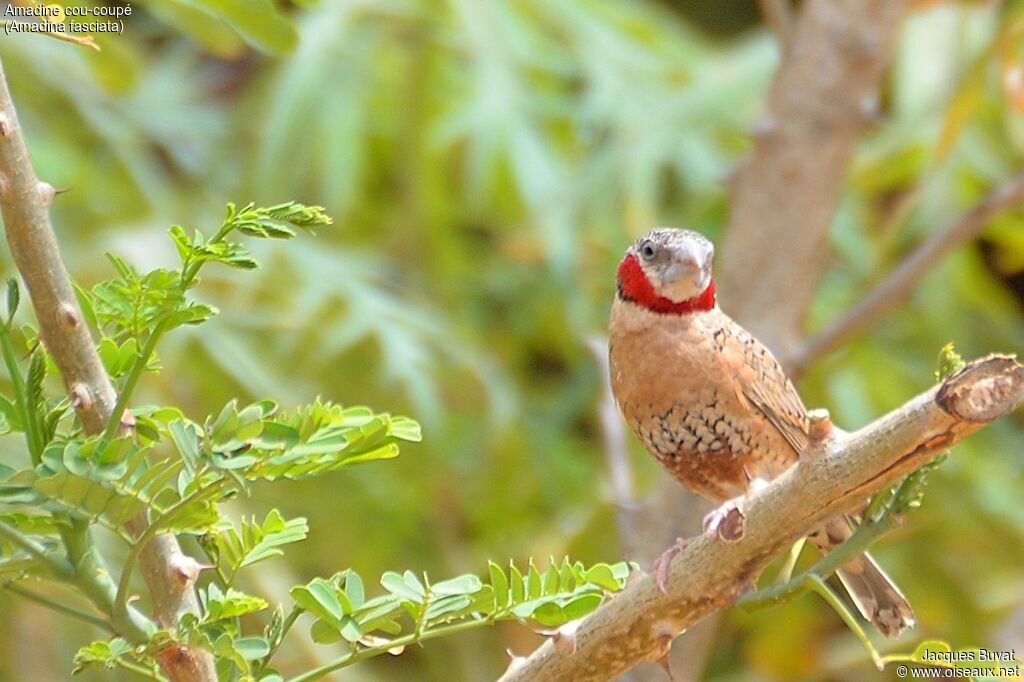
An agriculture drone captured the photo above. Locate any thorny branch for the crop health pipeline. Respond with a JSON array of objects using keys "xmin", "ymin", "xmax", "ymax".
[
  {"xmin": 0, "ymin": 58, "xmax": 216, "ymax": 681},
  {"xmin": 499, "ymin": 355, "xmax": 1024, "ymax": 682}
]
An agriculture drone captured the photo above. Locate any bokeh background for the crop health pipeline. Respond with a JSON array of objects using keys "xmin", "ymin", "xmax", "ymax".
[{"xmin": 1, "ymin": 0, "xmax": 1023, "ymax": 680}]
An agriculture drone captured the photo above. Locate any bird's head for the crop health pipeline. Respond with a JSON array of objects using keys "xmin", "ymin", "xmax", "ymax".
[{"xmin": 616, "ymin": 228, "xmax": 716, "ymax": 314}]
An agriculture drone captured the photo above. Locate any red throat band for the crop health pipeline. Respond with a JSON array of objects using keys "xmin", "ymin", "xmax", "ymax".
[{"xmin": 616, "ymin": 253, "xmax": 716, "ymax": 314}]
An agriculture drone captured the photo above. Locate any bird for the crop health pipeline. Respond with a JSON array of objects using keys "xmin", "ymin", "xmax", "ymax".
[{"xmin": 607, "ymin": 227, "xmax": 915, "ymax": 638}]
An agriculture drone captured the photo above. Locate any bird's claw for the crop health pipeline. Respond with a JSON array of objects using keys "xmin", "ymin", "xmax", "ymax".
[
  {"xmin": 703, "ymin": 499, "xmax": 745, "ymax": 542},
  {"xmin": 651, "ymin": 537, "xmax": 688, "ymax": 594}
]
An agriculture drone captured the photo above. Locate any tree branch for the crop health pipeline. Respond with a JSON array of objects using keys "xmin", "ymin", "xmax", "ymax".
[
  {"xmin": 717, "ymin": 0, "xmax": 911, "ymax": 358},
  {"xmin": 499, "ymin": 355, "xmax": 1024, "ymax": 682},
  {"xmin": 586, "ymin": 336, "xmax": 638, "ymax": 547},
  {"xmin": 791, "ymin": 172, "xmax": 1024, "ymax": 373},
  {"xmin": 0, "ymin": 57, "xmax": 216, "ymax": 681},
  {"xmin": 0, "ymin": 518, "xmax": 73, "ymax": 577}
]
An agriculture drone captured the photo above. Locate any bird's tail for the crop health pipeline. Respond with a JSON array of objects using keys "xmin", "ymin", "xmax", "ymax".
[{"xmin": 808, "ymin": 516, "xmax": 916, "ymax": 638}]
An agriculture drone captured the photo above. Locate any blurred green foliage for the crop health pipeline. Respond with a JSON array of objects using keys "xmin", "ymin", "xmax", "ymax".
[{"xmin": 1, "ymin": 0, "xmax": 1024, "ymax": 679}]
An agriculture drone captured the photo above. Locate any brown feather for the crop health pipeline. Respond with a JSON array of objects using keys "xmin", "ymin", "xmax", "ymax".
[{"xmin": 609, "ymin": 294, "xmax": 915, "ymax": 638}]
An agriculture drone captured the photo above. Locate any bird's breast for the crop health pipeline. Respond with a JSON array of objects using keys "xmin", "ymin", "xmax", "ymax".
[{"xmin": 608, "ymin": 301, "xmax": 793, "ymax": 500}]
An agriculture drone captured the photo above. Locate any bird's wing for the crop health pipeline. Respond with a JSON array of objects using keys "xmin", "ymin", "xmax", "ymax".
[{"xmin": 727, "ymin": 321, "xmax": 809, "ymax": 455}]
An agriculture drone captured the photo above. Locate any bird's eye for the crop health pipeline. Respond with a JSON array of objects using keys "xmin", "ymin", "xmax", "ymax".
[{"xmin": 639, "ymin": 243, "xmax": 657, "ymax": 260}]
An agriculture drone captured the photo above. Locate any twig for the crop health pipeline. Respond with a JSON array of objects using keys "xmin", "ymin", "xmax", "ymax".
[
  {"xmin": 285, "ymin": 616, "xmax": 502, "ymax": 682},
  {"xmin": 117, "ymin": 659, "xmax": 169, "ymax": 682},
  {"xmin": 0, "ymin": 57, "xmax": 215, "ymax": 681},
  {"xmin": 586, "ymin": 336, "xmax": 637, "ymax": 550},
  {"xmin": 792, "ymin": 172, "xmax": 1024, "ymax": 373},
  {"xmin": 3, "ymin": 582, "xmax": 114, "ymax": 633},
  {"xmin": 0, "ymin": 21, "xmax": 100, "ymax": 50},
  {"xmin": 497, "ymin": 355, "xmax": 1024, "ymax": 682},
  {"xmin": 803, "ymin": 576, "xmax": 883, "ymax": 669},
  {"xmin": 0, "ymin": 519, "xmax": 73, "ymax": 577},
  {"xmin": 58, "ymin": 516, "xmax": 152, "ymax": 641},
  {"xmin": 738, "ymin": 509, "xmax": 895, "ymax": 611}
]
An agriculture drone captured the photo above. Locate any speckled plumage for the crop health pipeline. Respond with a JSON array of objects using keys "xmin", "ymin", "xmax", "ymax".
[
  {"xmin": 610, "ymin": 302, "xmax": 807, "ymax": 500},
  {"xmin": 608, "ymin": 227, "xmax": 915, "ymax": 638}
]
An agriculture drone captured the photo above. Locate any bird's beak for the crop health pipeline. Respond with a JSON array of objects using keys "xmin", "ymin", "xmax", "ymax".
[{"xmin": 663, "ymin": 242, "xmax": 708, "ymax": 283}]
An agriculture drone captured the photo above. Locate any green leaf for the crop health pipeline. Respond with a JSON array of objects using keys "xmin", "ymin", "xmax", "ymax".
[
  {"xmin": 560, "ymin": 594, "xmax": 603, "ymax": 621},
  {"xmin": 936, "ymin": 342, "xmax": 966, "ymax": 380},
  {"xmin": 291, "ymin": 578, "xmax": 345, "ymax": 624},
  {"xmin": 380, "ymin": 571, "xmax": 424, "ymax": 602},
  {"xmin": 509, "ymin": 563, "xmax": 525, "ymax": 604},
  {"xmin": 232, "ymin": 636, "xmax": 271, "ymax": 661},
  {"xmin": 216, "ymin": 509, "xmax": 308, "ymax": 583},
  {"xmin": 203, "ymin": 584, "xmax": 268, "ymax": 621},
  {"xmin": 310, "ymin": 618, "xmax": 343, "ymax": 644},
  {"xmin": 204, "ymin": 399, "xmax": 420, "ymax": 481},
  {"xmin": 32, "ymin": 439, "xmax": 221, "ymax": 539},
  {"xmin": 339, "ymin": 617, "xmax": 362, "ymax": 643},
  {"xmin": 168, "ymin": 419, "xmax": 201, "ymax": 472},
  {"xmin": 388, "ymin": 416, "xmax": 422, "ymax": 442},
  {"xmin": 345, "ymin": 570, "xmax": 365, "ymax": 609},
  {"xmin": 528, "ymin": 601, "xmax": 565, "ymax": 626},
  {"xmin": 489, "ymin": 561, "xmax": 509, "ymax": 610},
  {"xmin": 527, "ymin": 559, "xmax": 542, "ymax": 599},
  {"xmin": 186, "ymin": 0, "xmax": 297, "ymax": 54},
  {"xmin": 432, "ymin": 574, "xmax": 482, "ymax": 596},
  {"xmin": 583, "ymin": 564, "xmax": 620, "ymax": 591},
  {"xmin": 5, "ymin": 278, "xmax": 19, "ymax": 322},
  {"xmin": 425, "ymin": 594, "xmax": 473, "ymax": 622},
  {"xmin": 72, "ymin": 638, "xmax": 134, "ymax": 674}
]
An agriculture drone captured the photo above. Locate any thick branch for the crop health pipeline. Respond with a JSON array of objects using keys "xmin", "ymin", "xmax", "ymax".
[
  {"xmin": 0, "ymin": 58, "xmax": 215, "ymax": 681},
  {"xmin": 718, "ymin": 0, "xmax": 911, "ymax": 357},
  {"xmin": 792, "ymin": 172, "xmax": 1024, "ymax": 373},
  {"xmin": 499, "ymin": 355, "xmax": 1024, "ymax": 682}
]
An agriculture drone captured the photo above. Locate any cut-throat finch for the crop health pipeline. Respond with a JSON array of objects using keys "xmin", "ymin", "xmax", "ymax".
[{"xmin": 608, "ymin": 227, "xmax": 915, "ymax": 638}]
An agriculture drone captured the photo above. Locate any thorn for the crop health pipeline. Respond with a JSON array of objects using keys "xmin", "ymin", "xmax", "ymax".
[
  {"xmin": 0, "ymin": 114, "xmax": 9, "ymax": 137},
  {"xmin": 625, "ymin": 562, "xmax": 647, "ymax": 588},
  {"xmin": 859, "ymin": 93, "xmax": 884, "ymax": 125},
  {"xmin": 657, "ymin": 653, "xmax": 675, "ymax": 681},
  {"xmin": 69, "ymin": 383, "xmax": 92, "ymax": 410},
  {"xmin": 535, "ymin": 619, "xmax": 581, "ymax": 655},
  {"xmin": 651, "ymin": 618, "xmax": 680, "ymax": 680},
  {"xmin": 168, "ymin": 555, "xmax": 212, "ymax": 587},
  {"xmin": 37, "ymin": 182, "xmax": 56, "ymax": 207},
  {"xmin": 118, "ymin": 409, "xmax": 136, "ymax": 437},
  {"xmin": 504, "ymin": 649, "xmax": 527, "ymax": 676},
  {"xmin": 59, "ymin": 302, "xmax": 79, "ymax": 329}
]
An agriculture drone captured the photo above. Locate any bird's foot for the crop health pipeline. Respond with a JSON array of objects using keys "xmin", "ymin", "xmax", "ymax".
[
  {"xmin": 703, "ymin": 499, "xmax": 746, "ymax": 542},
  {"xmin": 651, "ymin": 537, "xmax": 689, "ymax": 594}
]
